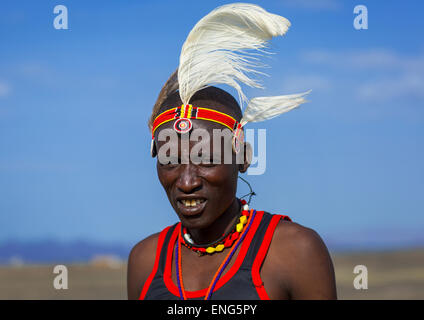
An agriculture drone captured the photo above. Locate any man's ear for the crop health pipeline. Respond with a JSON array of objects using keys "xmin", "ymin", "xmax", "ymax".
[{"xmin": 239, "ymin": 141, "xmax": 252, "ymax": 173}]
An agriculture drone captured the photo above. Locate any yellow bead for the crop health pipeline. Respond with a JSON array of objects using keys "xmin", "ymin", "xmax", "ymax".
[
  {"xmin": 236, "ymin": 223, "xmax": 243, "ymax": 233},
  {"xmin": 215, "ymin": 244, "xmax": 225, "ymax": 252},
  {"xmin": 239, "ymin": 215, "xmax": 247, "ymax": 225},
  {"xmin": 206, "ymin": 247, "xmax": 216, "ymax": 254}
]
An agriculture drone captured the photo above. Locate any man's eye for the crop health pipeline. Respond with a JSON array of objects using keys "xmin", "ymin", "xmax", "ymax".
[
  {"xmin": 199, "ymin": 154, "xmax": 218, "ymax": 166},
  {"xmin": 158, "ymin": 156, "xmax": 180, "ymax": 167}
]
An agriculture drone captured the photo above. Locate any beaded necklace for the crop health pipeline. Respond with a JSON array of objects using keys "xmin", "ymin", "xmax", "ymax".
[
  {"xmin": 180, "ymin": 199, "xmax": 250, "ymax": 255},
  {"xmin": 175, "ymin": 208, "xmax": 256, "ymax": 300}
]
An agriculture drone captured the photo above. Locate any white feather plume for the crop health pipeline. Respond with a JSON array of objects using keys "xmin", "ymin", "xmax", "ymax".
[
  {"xmin": 178, "ymin": 3, "xmax": 291, "ymax": 106},
  {"xmin": 177, "ymin": 3, "xmax": 311, "ymax": 128},
  {"xmin": 240, "ymin": 90, "xmax": 311, "ymax": 127}
]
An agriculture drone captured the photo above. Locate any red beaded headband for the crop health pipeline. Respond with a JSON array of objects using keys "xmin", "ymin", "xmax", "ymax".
[{"xmin": 150, "ymin": 104, "xmax": 244, "ymax": 157}]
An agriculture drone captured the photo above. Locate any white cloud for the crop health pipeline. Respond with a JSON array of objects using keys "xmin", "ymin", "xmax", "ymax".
[
  {"xmin": 0, "ymin": 81, "xmax": 11, "ymax": 97},
  {"xmin": 357, "ymin": 73, "xmax": 424, "ymax": 102},
  {"xmin": 17, "ymin": 62, "xmax": 46, "ymax": 76},
  {"xmin": 281, "ymin": 0, "xmax": 341, "ymax": 10},
  {"xmin": 301, "ymin": 48, "xmax": 424, "ymax": 102},
  {"xmin": 302, "ymin": 48, "xmax": 424, "ymax": 73},
  {"xmin": 281, "ymin": 74, "xmax": 332, "ymax": 93}
]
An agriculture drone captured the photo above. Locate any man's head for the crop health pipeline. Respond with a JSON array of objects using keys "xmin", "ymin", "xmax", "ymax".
[{"xmin": 151, "ymin": 85, "xmax": 251, "ymax": 229}]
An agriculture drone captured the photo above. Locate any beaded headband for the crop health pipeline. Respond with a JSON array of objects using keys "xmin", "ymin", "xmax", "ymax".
[{"xmin": 150, "ymin": 104, "xmax": 244, "ymax": 157}]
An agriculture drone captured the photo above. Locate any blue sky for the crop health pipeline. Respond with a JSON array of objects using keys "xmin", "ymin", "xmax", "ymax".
[{"xmin": 0, "ymin": 0, "xmax": 423, "ymax": 250}]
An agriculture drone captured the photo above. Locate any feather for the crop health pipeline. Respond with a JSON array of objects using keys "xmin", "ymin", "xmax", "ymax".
[
  {"xmin": 240, "ymin": 90, "xmax": 311, "ymax": 127},
  {"xmin": 178, "ymin": 3, "xmax": 291, "ymax": 107}
]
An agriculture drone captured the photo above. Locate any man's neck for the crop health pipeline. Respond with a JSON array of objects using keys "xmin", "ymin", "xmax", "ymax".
[{"xmin": 188, "ymin": 198, "xmax": 240, "ymax": 245}]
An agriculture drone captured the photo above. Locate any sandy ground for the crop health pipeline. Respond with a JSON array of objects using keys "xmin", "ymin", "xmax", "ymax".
[{"xmin": 0, "ymin": 249, "xmax": 423, "ymax": 300}]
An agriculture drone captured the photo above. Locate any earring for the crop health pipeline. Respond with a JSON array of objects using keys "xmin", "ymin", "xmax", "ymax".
[
  {"xmin": 232, "ymin": 126, "xmax": 244, "ymax": 154},
  {"xmin": 150, "ymin": 138, "xmax": 157, "ymax": 157}
]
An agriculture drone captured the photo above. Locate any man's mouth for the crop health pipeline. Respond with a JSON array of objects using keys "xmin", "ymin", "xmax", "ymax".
[
  {"xmin": 176, "ymin": 198, "xmax": 207, "ymax": 216},
  {"xmin": 179, "ymin": 199, "xmax": 206, "ymax": 207}
]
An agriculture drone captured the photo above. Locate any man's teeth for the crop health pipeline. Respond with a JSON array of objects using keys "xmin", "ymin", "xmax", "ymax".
[{"xmin": 181, "ymin": 199, "xmax": 205, "ymax": 207}]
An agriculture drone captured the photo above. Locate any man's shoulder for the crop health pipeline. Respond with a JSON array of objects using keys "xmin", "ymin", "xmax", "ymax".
[
  {"xmin": 273, "ymin": 215, "xmax": 325, "ymax": 252},
  {"xmin": 269, "ymin": 214, "xmax": 328, "ymax": 266},
  {"xmin": 262, "ymin": 212, "xmax": 330, "ymax": 266},
  {"xmin": 129, "ymin": 223, "xmax": 176, "ymax": 262},
  {"xmin": 129, "ymin": 232, "xmax": 161, "ymax": 262},
  {"xmin": 260, "ymin": 213, "xmax": 337, "ymax": 299},
  {"xmin": 275, "ymin": 219, "xmax": 322, "ymax": 247},
  {"xmin": 127, "ymin": 225, "xmax": 176, "ymax": 300}
]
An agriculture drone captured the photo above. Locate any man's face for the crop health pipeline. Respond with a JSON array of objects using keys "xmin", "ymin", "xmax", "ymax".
[
  {"xmin": 153, "ymin": 98, "xmax": 252, "ymax": 230},
  {"xmin": 155, "ymin": 117, "xmax": 240, "ymax": 230}
]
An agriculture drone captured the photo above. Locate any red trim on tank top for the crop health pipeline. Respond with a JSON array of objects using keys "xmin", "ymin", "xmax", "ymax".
[
  {"xmin": 251, "ymin": 214, "xmax": 291, "ymax": 300},
  {"xmin": 139, "ymin": 226, "xmax": 171, "ymax": 300},
  {"xmin": 163, "ymin": 211, "xmax": 264, "ymax": 299}
]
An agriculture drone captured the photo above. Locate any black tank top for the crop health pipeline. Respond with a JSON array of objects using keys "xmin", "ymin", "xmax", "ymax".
[{"xmin": 139, "ymin": 211, "xmax": 291, "ymax": 300}]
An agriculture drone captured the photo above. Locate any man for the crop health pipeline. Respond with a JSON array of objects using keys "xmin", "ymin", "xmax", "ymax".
[
  {"xmin": 127, "ymin": 3, "xmax": 337, "ymax": 300},
  {"xmin": 127, "ymin": 86, "xmax": 337, "ymax": 300}
]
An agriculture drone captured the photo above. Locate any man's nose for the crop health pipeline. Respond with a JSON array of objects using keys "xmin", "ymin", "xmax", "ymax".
[{"xmin": 176, "ymin": 164, "xmax": 202, "ymax": 194}]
